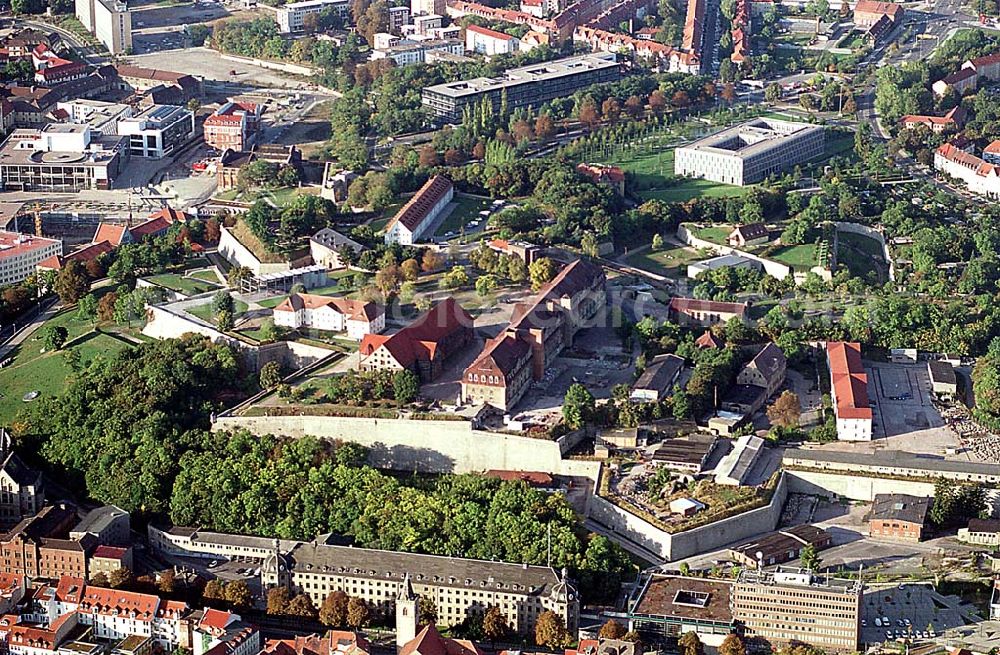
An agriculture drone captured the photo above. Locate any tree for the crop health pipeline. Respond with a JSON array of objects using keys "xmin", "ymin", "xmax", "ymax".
[
  {"xmin": 601, "ymin": 97, "xmax": 621, "ymax": 123},
  {"xmin": 800, "ymin": 543, "xmax": 821, "ymax": 571},
  {"xmin": 563, "ymin": 383, "xmax": 595, "ymax": 429},
  {"xmin": 401, "ymin": 258, "xmax": 420, "ymax": 281},
  {"xmin": 475, "ymin": 274, "xmax": 499, "ymax": 298},
  {"xmin": 652, "ymin": 233, "xmax": 664, "ymax": 250},
  {"xmin": 624, "ymin": 95, "xmax": 644, "ymax": 120},
  {"xmin": 535, "ymin": 114, "xmax": 555, "ymax": 141},
  {"xmin": 599, "ymin": 619, "xmax": 627, "ymax": 640},
  {"xmin": 224, "ymin": 580, "xmax": 252, "ymax": 607},
  {"xmin": 109, "ymin": 567, "xmax": 132, "ymax": 589},
  {"xmin": 54, "ymin": 260, "xmax": 91, "ymax": 303},
  {"xmin": 482, "ymin": 606, "xmax": 508, "ymax": 645},
  {"xmin": 580, "ymin": 232, "xmax": 599, "ymax": 258},
  {"xmin": 375, "ymin": 264, "xmax": 403, "ymax": 296},
  {"xmin": 720, "ymin": 83, "xmax": 737, "ymax": 103},
  {"xmin": 260, "ymin": 362, "xmax": 283, "ymax": 392},
  {"xmin": 97, "ymin": 293, "xmax": 117, "ymax": 322},
  {"xmin": 287, "ymin": 593, "xmax": 317, "ymax": 618},
  {"xmin": 422, "ymin": 250, "xmax": 444, "ymax": 273},
  {"xmin": 76, "ymin": 293, "xmax": 98, "ymax": 320},
  {"xmin": 765, "ymin": 83, "xmax": 783, "ymax": 102},
  {"xmin": 346, "ymin": 597, "xmax": 370, "ymax": 628},
  {"xmin": 678, "ymin": 632, "xmax": 704, "ymax": 655},
  {"xmin": 267, "ymin": 587, "xmax": 290, "ymax": 615},
  {"xmin": 393, "ymin": 369, "xmax": 419, "ymax": 405},
  {"xmin": 528, "ymin": 257, "xmax": 557, "ymax": 291},
  {"xmin": 719, "ymin": 634, "xmax": 746, "ymax": 655},
  {"xmin": 767, "ymin": 390, "xmax": 802, "ymax": 428},
  {"xmin": 203, "ymin": 579, "xmax": 226, "ymax": 601},
  {"xmin": 578, "ymin": 98, "xmax": 600, "ymax": 129},
  {"xmin": 216, "ymin": 309, "xmax": 234, "ymax": 331},
  {"xmin": 157, "ymin": 569, "xmax": 176, "ymax": 594},
  {"xmin": 649, "ymin": 90, "xmax": 667, "ymax": 116},
  {"xmin": 319, "ymin": 590, "xmax": 349, "ymax": 626},
  {"xmin": 419, "ymin": 595, "xmax": 438, "ymax": 625},
  {"xmin": 43, "ymin": 325, "xmax": 68, "ymax": 351},
  {"xmin": 90, "ymin": 572, "xmax": 109, "ymax": 587},
  {"xmin": 418, "ymin": 145, "xmax": 440, "ymax": 167},
  {"xmin": 535, "ymin": 610, "xmax": 570, "ymax": 648}
]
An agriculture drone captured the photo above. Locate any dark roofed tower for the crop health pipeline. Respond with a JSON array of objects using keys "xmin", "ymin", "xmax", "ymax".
[{"xmin": 396, "ymin": 573, "xmax": 419, "ymax": 651}]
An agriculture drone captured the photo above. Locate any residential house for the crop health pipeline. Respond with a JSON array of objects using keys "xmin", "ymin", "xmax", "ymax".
[
  {"xmin": 695, "ymin": 329, "xmax": 724, "ymax": 349},
  {"xmin": 309, "ymin": 228, "xmax": 365, "ymax": 270},
  {"xmin": 575, "ymin": 163, "xmax": 625, "ymax": 195},
  {"xmin": 465, "ymin": 24, "xmax": 519, "ymax": 55},
  {"xmin": 0, "ymin": 444, "xmax": 44, "ymax": 529},
  {"xmin": 736, "ymin": 343, "xmax": 786, "ymax": 398},
  {"xmin": 87, "ymin": 545, "xmax": 133, "ymax": 579},
  {"xmin": 727, "ymin": 222, "xmax": 769, "ymax": 247},
  {"xmin": 360, "ymin": 298, "xmax": 474, "ymax": 381},
  {"xmin": 273, "ymin": 293, "xmax": 384, "ymax": 340},
  {"xmin": 853, "ymin": 0, "xmax": 903, "ymax": 28},
  {"xmin": 901, "ymin": 106, "xmax": 966, "ymax": 133}
]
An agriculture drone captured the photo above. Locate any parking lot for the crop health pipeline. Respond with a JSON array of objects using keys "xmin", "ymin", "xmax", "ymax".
[
  {"xmin": 861, "ymin": 583, "xmax": 979, "ymax": 646},
  {"xmin": 129, "ymin": 46, "xmax": 318, "ymax": 91}
]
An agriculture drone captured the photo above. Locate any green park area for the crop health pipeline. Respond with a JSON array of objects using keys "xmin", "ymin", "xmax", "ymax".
[
  {"xmin": 0, "ymin": 310, "xmax": 132, "ymax": 424},
  {"xmin": 625, "ymin": 242, "xmax": 707, "ymax": 278},
  {"xmin": 186, "ymin": 299, "xmax": 250, "ymax": 324},
  {"xmin": 768, "ymin": 242, "xmax": 820, "ymax": 270},
  {"xmin": 837, "ymin": 230, "xmax": 887, "ymax": 281},
  {"xmin": 692, "ymin": 225, "xmax": 732, "ymax": 245},
  {"xmin": 214, "ymin": 186, "xmax": 320, "ymax": 208},
  {"xmin": 602, "ymin": 145, "xmax": 751, "ymax": 203},
  {"xmin": 145, "ymin": 273, "xmax": 222, "ymax": 297}
]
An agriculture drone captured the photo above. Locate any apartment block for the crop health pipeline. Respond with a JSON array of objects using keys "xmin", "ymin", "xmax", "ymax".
[
  {"xmin": 117, "ymin": 105, "xmax": 194, "ymax": 159},
  {"xmin": 422, "ymin": 52, "xmax": 621, "ymax": 122},
  {"xmin": 0, "ymin": 232, "xmax": 63, "ymax": 286},
  {"xmin": 276, "ymin": 0, "xmax": 350, "ymax": 33},
  {"xmin": 76, "ymin": 0, "xmax": 132, "ymax": 54},
  {"xmin": 204, "ymin": 101, "xmax": 262, "ymax": 153},
  {"xmin": 675, "ymin": 118, "xmax": 824, "ymax": 186},
  {"xmin": 731, "ymin": 568, "xmax": 861, "ymax": 652}
]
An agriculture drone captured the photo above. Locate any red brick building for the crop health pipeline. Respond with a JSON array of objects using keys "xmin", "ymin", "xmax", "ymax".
[{"xmin": 868, "ymin": 494, "xmax": 929, "ymax": 542}]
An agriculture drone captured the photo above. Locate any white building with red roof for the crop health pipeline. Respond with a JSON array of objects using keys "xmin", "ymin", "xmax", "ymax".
[
  {"xmin": 667, "ymin": 297, "xmax": 746, "ymax": 327},
  {"xmin": 385, "ymin": 175, "xmax": 454, "ymax": 245},
  {"xmin": 935, "ymin": 141, "xmax": 1000, "ymax": 199},
  {"xmin": 273, "ymin": 293, "xmax": 385, "ymax": 340},
  {"xmin": 901, "ymin": 105, "xmax": 966, "ymax": 133},
  {"xmin": 30, "ymin": 44, "xmax": 86, "ymax": 86},
  {"xmin": 465, "ymin": 24, "xmax": 519, "ymax": 55},
  {"xmin": 0, "ymin": 231, "xmax": 62, "ymax": 286},
  {"xmin": 984, "ymin": 139, "xmax": 1000, "ymax": 165},
  {"xmin": 826, "ymin": 341, "xmax": 872, "ymax": 441},
  {"xmin": 204, "ymin": 101, "xmax": 263, "ymax": 153}
]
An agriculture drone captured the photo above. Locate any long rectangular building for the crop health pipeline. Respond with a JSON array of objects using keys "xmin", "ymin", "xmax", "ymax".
[
  {"xmin": 422, "ymin": 52, "xmax": 621, "ymax": 122},
  {"xmin": 147, "ymin": 525, "xmax": 578, "ymax": 637},
  {"xmin": 782, "ymin": 448, "xmax": 1000, "ymax": 485},
  {"xmin": 826, "ymin": 341, "xmax": 872, "ymax": 441},
  {"xmin": 674, "ymin": 118, "xmax": 824, "ymax": 186},
  {"xmin": 276, "ymin": 0, "xmax": 350, "ymax": 32},
  {"xmin": 731, "ymin": 568, "xmax": 861, "ymax": 652}
]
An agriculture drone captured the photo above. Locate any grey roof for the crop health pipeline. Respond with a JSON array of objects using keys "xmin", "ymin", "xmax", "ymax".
[
  {"xmin": 422, "ymin": 53, "xmax": 619, "ymax": 100},
  {"xmin": 311, "ymin": 228, "xmax": 363, "ymax": 253},
  {"xmin": 746, "ymin": 343, "xmax": 786, "ymax": 386},
  {"xmin": 715, "ymin": 434, "xmax": 763, "ymax": 484},
  {"xmin": 928, "ymin": 360, "xmax": 957, "ymax": 385},
  {"xmin": 870, "ymin": 494, "xmax": 929, "ymax": 525},
  {"xmin": 72, "ymin": 505, "xmax": 127, "ymax": 535},
  {"xmin": 650, "ymin": 435, "xmax": 717, "ymax": 467},
  {"xmin": 782, "ymin": 448, "xmax": 1000, "ymax": 477},
  {"xmin": 0, "ymin": 451, "xmax": 41, "ymax": 486},
  {"xmin": 730, "ymin": 525, "xmax": 829, "ymax": 561},
  {"xmin": 191, "ymin": 529, "xmax": 300, "ymax": 552},
  {"xmin": 633, "ymin": 354, "xmax": 684, "ymax": 393},
  {"xmin": 284, "ymin": 541, "xmax": 561, "ymax": 597},
  {"xmin": 678, "ymin": 118, "xmax": 823, "ymax": 161}
]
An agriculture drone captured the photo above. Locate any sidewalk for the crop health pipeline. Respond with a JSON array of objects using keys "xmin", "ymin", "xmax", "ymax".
[{"xmin": 0, "ymin": 298, "xmax": 61, "ymax": 362}]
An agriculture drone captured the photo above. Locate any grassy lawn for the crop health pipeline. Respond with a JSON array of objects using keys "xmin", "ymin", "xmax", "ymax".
[
  {"xmin": 625, "ymin": 243, "xmax": 707, "ymax": 278},
  {"xmin": 186, "ymin": 299, "xmax": 249, "ymax": 324},
  {"xmin": 0, "ymin": 312, "xmax": 131, "ymax": 425},
  {"xmin": 189, "ymin": 269, "xmax": 222, "ymax": 284},
  {"xmin": 837, "ymin": 231, "xmax": 886, "ymax": 281},
  {"xmin": 643, "ymin": 180, "xmax": 752, "ymax": 203},
  {"xmin": 214, "ymin": 187, "xmax": 319, "ymax": 208},
  {"xmin": 768, "ymin": 243, "xmax": 819, "ymax": 270},
  {"xmin": 145, "ymin": 273, "xmax": 220, "ymax": 296},
  {"xmin": 693, "ymin": 225, "xmax": 731, "ymax": 245},
  {"xmin": 435, "ymin": 196, "xmax": 491, "ymax": 237}
]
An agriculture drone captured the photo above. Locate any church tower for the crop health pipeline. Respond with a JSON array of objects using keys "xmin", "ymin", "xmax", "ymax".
[{"xmin": 395, "ymin": 573, "xmax": 419, "ymax": 651}]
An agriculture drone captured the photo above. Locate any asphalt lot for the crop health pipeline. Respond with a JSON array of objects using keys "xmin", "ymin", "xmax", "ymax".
[
  {"xmin": 128, "ymin": 47, "xmax": 319, "ymax": 91},
  {"xmin": 861, "ymin": 583, "xmax": 979, "ymax": 646}
]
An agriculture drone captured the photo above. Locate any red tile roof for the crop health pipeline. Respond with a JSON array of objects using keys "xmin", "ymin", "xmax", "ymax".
[
  {"xmin": 854, "ymin": 0, "xmax": 903, "ymax": 19},
  {"xmin": 0, "ymin": 232, "xmax": 59, "ymax": 262},
  {"xmin": 968, "ymin": 52, "xmax": 1000, "ymax": 68},
  {"xmin": 466, "ymin": 24, "xmax": 517, "ymax": 41},
  {"xmin": 827, "ymin": 341, "xmax": 871, "ymax": 420},
  {"xmin": 399, "ymin": 624, "xmax": 483, "ymax": 655},
  {"xmin": 695, "ymin": 329, "xmax": 724, "ymax": 349},
  {"xmin": 387, "ymin": 175, "xmax": 453, "ymax": 235},
  {"xmin": 54, "ymin": 576, "xmax": 85, "ymax": 603},
  {"xmin": 985, "ymin": 139, "xmax": 1000, "ymax": 155},
  {"xmin": 200, "ymin": 608, "xmax": 234, "ymax": 632},
  {"xmin": 91, "ymin": 545, "xmax": 128, "ymax": 560},
  {"xmin": 360, "ymin": 297, "xmax": 472, "ymax": 368},
  {"xmin": 129, "ymin": 216, "xmax": 172, "ymax": 239},
  {"xmin": 79, "ymin": 586, "xmax": 159, "ymax": 622},
  {"xmin": 93, "ymin": 223, "xmax": 128, "ymax": 247},
  {"xmin": 274, "ymin": 293, "xmax": 382, "ymax": 323}
]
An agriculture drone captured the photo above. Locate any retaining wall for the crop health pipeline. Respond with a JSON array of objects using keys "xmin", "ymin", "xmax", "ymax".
[
  {"xmin": 219, "ymin": 227, "xmax": 291, "ymax": 276},
  {"xmin": 786, "ymin": 469, "xmax": 1000, "ymax": 509},
  {"xmin": 588, "ymin": 472, "xmax": 788, "ymax": 561},
  {"xmin": 211, "ymin": 414, "xmax": 579, "ymax": 475},
  {"xmin": 834, "ymin": 221, "xmax": 895, "ymax": 282},
  {"xmin": 220, "ymin": 53, "xmax": 319, "ymax": 77}
]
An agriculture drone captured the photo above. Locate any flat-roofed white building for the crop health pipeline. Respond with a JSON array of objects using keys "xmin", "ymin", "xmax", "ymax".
[
  {"xmin": 0, "ymin": 232, "xmax": 62, "ymax": 286},
  {"xmin": 276, "ymin": 0, "xmax": 349, "ymax": 32},
  {"xmin": 675, "ymin": 118, "xmax": 824, "ymax": 186},
  {"xmin": 117, "ymin": 105, "xmax": 194, "ymax": 159},
  {"xmin": 76, "ymin": 0, "xmax": 132, "ymax": 54}
]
